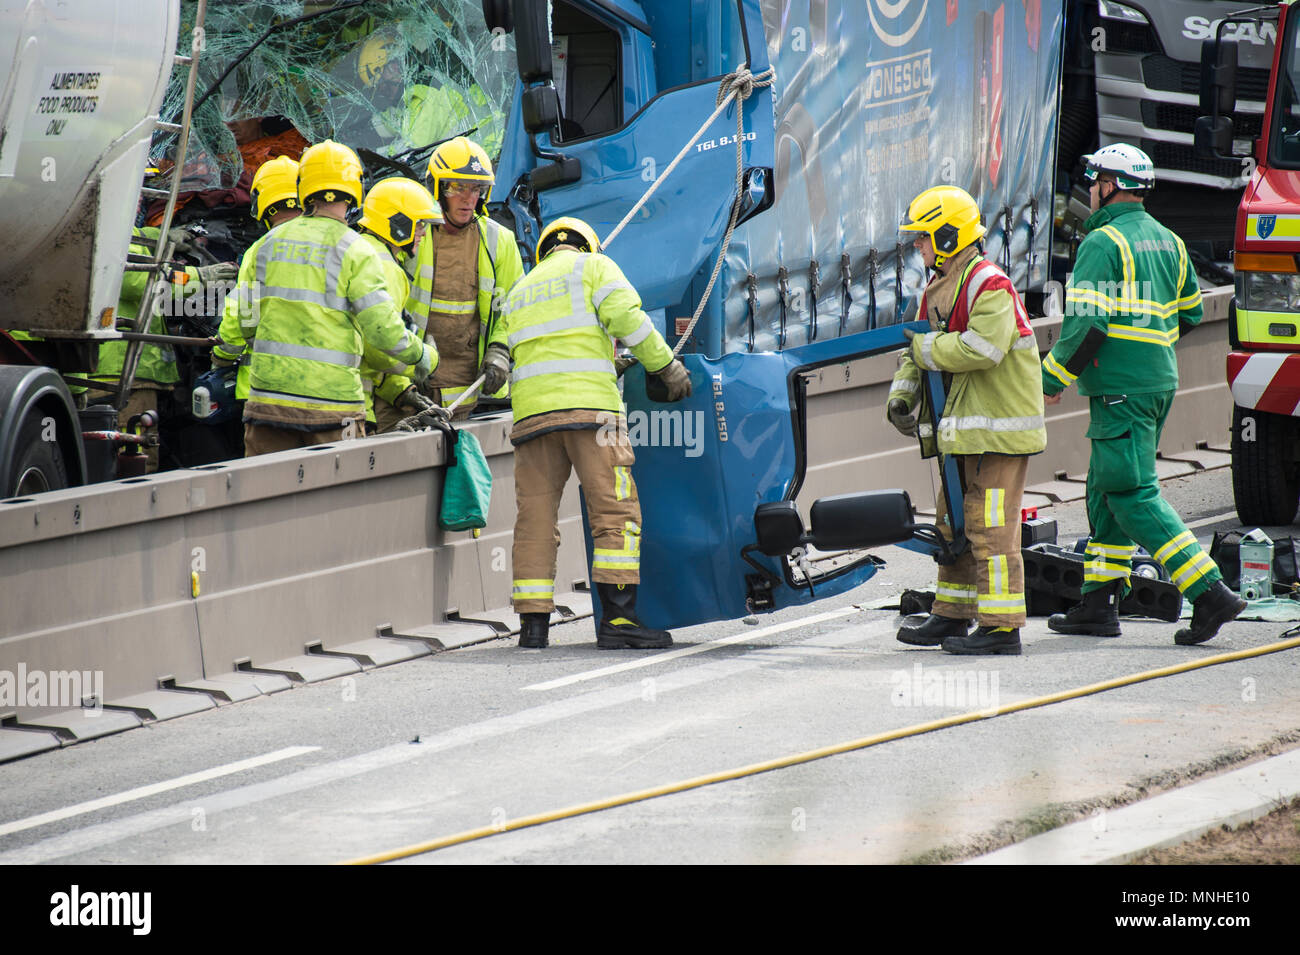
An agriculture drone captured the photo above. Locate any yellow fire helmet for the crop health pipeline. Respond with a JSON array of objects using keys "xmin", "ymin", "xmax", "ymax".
[
  {"xmin": 536, "ymin": 216, "xmax": 601, "ymax": 261},
  {"xmin": 358, "ymin": 33, "xmax": 398, "ymax": 88},
  {"xmin": 359, "ymin": 177, "xmax": 441, "ymax": 249},
  {"xmin": 425, "ymin": 136, "xmax": 495, "ymax": 209},
  {"xmin": 297, "ymin": 139, "xmax": 364, "ymax": 209},
  {"xmin": 249, "ymin": 155, "xmax": 301, "ymax": 225},
  {"xmin": 899, "ymin": 185, "xmax": 987, "ymax": 268}
]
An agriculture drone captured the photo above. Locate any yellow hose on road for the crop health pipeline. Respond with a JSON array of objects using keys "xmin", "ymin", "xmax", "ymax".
[{"xmin": 342, "ymin": 634, "xmax": 1300, "ymax": 865}]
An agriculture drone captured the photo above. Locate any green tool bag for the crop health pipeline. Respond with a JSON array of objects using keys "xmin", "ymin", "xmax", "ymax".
[{"xmin": 438, "ymin": 427, "xmax": 492, "ymax": 531}]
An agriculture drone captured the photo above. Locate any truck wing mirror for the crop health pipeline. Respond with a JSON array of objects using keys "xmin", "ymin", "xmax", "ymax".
[
  {"xmin": 752, "ymin": 490, "xmax": 918, "ymax": 558},
  {"xmin": 513, "ymin": 0, "xmax": 553, "ymax": 84},
  {"xmin": 529, "ymin": 155, "xmax": 582, "ymax": 191},
  {"xmin": 808, "ymin": 490, "xmax": 917, "ymax": 550},
  {"xmin": 1194, "ymin": 115, "xmax": 1235, "ymax": 161},
  {"xmin": 1199, "ymin": 37, "xmax": 1238, "ymax": 117},
  {"xmin": 521, "ymin": 85, "xmax": 560, "ymax": 134}
]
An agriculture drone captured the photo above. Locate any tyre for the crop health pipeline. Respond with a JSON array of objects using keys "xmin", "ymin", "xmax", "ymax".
[
  {"xmin": 1231, "ymin": 405, "xmax": 1300, "ymax": 526},
  {"xmin": 4, "ymin": 409, "xmax": 69, "ymax": 498}
]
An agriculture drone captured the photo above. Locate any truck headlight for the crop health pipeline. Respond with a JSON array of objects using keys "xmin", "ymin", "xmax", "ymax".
[
  {"xmin": 1097, "ymin": 1, "xmax": 1149, "ymax": 25},
  {"xmin": 1238, "ymin": 271, "xmax": 1300, "ymax": 311}
]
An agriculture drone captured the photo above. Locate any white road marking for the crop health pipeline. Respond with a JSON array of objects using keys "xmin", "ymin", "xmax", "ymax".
[
  {"xmin": 0, "ymin": 746, "xmax": 319, "ymax": 839},
  {"xmin": 524, "ymin": 607, "xmax": 863, "ymax": 692},
  {"xmin": 1185, "ymin": 509, "xmax": 1240, "ymax": 530},
  {"xmin": 0, "ymin": 618, "xmax": 890, "ymax": 865}
]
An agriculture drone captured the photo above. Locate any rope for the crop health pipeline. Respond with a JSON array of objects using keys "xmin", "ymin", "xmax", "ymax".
[
  {"xmin": 600, "ymin": 65, "xmax": 775, "ymax": 358},
  {"xmin": 340, "ymin": 633, "xmax": 1300, "ymax": 864}
]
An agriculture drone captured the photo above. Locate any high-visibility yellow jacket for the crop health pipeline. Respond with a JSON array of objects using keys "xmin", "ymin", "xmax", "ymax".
[
  {"xmin": 214, "ymin": 230, "xmax": 271, "ymax": 401},
  {"xmin": 355, "ymin": 232, "xmax": 432, "ymax": 422},
  {"xmin": 94, "ymin": 227, "xmax": 200, "ymax": 387},
  {"xmin": 238, "ymin": 215, "xmax": 427, "ymax": 430},
  {"xmin": 407, "ymin": 212, "xmax": 523, "ymax": 407},
  {"xmin": 888, "ymin": 251, "xmax": 1047, "ymax": 457},
  {"xmin": 496, "ymin": 248, "xmax": 674, "ymax": 438}
]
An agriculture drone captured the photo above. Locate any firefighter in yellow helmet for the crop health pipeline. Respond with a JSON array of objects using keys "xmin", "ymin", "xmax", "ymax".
[
  {"xmin": 212, "ymin": 155, "xmax": 304, "ymax": 421},
  {"xmin": 355, "ymin": 177, "xmax": 445, "ymax": 433},
  {"xmin": 406, "ymin": 136, "xmax": 523, "ymax": 418},
  {"xmin": 488, "ymin": 216, "xmax": 691, "ymax": 650},
  {"xmin": 236, "ymin": 141, "xmax": 433, "ymax": 455},
  {"xmin": 888, "ymin": 185, "xmax": 1046, "ymax": 655}
]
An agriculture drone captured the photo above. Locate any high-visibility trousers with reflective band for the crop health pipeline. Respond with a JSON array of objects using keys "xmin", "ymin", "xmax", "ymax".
[
  {"xmin": 933, "ymin": 453, "xmax": 1029, "ymax": 628},
  {"xmin": 511, "ymin": 424, "xmax": 640, "ymax": 613},
  {"xmin": 1083, "ymin": 391, "xmax": 1221, "ymax": 602}
]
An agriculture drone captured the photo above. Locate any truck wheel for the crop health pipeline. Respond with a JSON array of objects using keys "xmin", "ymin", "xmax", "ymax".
[
  {"xmin": 1232, "ymin": 406, "xmax": 1300, "ymax": 526},
  {"xmin": 4, "ymin": 410, "xmax": 68, "ymax": 498}
]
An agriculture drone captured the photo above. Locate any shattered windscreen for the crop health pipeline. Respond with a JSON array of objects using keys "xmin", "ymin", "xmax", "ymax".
[{"xmin": 156, "ymin": 0, "xmax": 516, "ymax": 193}]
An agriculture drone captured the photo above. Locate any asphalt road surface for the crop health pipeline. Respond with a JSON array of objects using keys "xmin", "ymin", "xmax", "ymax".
[{"xmin": 2, "ymin": 464, "xmax": 1298, "ymax": 865}]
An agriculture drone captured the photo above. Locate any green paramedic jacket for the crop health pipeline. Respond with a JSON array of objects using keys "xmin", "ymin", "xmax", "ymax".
[
  {"xmin": 1042, "ymin": 202, "xmax": 1203, "ymax": 397},
  {"xmin": 496, "ymin": 248, "xmax": 674, "ymax": 424},
  {"xmin": 887, "ymin": 255, "xmax": 1047, "ymax": 457},
  {"xmin": 238, "ymin": 215, "xmax": 427, "ymax": 429}
]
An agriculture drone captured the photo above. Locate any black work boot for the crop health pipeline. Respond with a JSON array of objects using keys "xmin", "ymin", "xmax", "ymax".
[
  {"xmin": 518, "ymin": 612, "xmax": 549, "ymax": 649},
  {"xmin": 896, "ymin": 614, "xmax": 973, "ymax": 646},
  {"xmin": 1048, "ymin": 581, "xmax": 1123, "ymax": 637},
  {"xmin": 595, "ymin": 583, "xmax": 672, "ymax": 649},
  {"xmin": 943, "ymin": 626, "xmax": 1022, "ymax": 656},
  {"xmin": 1174, "ymin": 580, "xmax": 1247, "ymax": 646}
]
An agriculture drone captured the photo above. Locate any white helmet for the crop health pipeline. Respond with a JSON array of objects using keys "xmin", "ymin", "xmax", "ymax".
[{"xmin": 1082, "ymin": 143, "xmax": 1155, "ymax": 192}]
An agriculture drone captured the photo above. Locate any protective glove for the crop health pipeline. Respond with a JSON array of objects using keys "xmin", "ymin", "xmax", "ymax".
[
  {"xmin": 652, "ymin": 358, "xmax": 692, "ymax": 401},
  {"xmin": 394, "ymin": 406, "xmax": 452, "ymax": 432},
  {"xmin": 614, "ymin": 355, "xmax": 638, "ymax": 377},
  {"xmin": 167, "ymin": 226, "xmax": 198, "ymax": 255},
  {"xmin": 395, "ymin": 385, "xmax": 435, "ymax": 414},
  {"xmin": 196, "ymin": 262, "xmax": 238, "ymax": 285},
  {"xmin": 411, "ymin": 343, "xmax": 435, "ymax": 385},
  {"xmin": 480, "ymin": 342, "xmax": 510, "ymax": 395},
  {"xmin": 887, "ymin": 398, "xmax": 917, "ymax": 438}
]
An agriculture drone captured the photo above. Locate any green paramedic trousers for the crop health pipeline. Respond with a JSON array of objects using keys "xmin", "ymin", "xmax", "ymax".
[{"xmin": 1082, "ymin": 391, "xmax": 1221, "ymax": 602}]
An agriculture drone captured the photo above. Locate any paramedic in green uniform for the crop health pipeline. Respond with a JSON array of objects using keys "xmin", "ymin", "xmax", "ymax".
[{"xmin": 1042, "ymin": 143, "xmax": 1246, "ymax": 646}]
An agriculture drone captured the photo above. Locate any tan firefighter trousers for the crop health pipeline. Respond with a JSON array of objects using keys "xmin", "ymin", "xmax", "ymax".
[
  {"xmin": 932, "ymin": 453, "xmax": 1028, "ymax": 628},
  {"xmin": 512, "ymin": 427, "xmax": 641, "ymax": 614}
]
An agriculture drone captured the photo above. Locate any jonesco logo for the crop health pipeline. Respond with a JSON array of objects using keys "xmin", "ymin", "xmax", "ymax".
[{"xmin": 866, "ymin": 0, "xmax": 928, "ymax": 48}]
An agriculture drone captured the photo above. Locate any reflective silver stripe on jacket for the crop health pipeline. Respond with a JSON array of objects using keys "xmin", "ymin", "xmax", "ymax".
[
  {"xmin": 381, "ymin": 328, "xmax": 420, "ymax": 361},
  {"xmin": 939, "ymin": 413, "xmax": 1045, "ymax": 432},
  {"xmin": 258, "ymin": 285, "xmax": 351, "ymax": 313},
  {"xmin": 253, "ymin": 338, "xmax": 362, "ymax": 368},
  {"xmin": 408, "ymin": 282, "xmax": 432, "ymax": 308},
  {"xmin": 351, "ymin": 289, "xmax": 392, "ymax": 312},
  {"xmin": 960, "ymin": 329, "xmax": 1004, "ymax": 363},
  {"xmin": 592, "ymin": 280, "xmax": 634, "ymax": 311},
  {"xmin": 964, "ymin": 261, "xmax": 1001, "ymax": 316},
  {"xmin": 1012, "ymin": 334, "xmax": 1037, "ymax": 350},
  {"xmin": 508, "ymin": 311, "xmax": 602, "ymax": 348},
  {"xmin": 890, "ymin": 377, "xmax": 918, "ymax": 395},
  {"xmin": 511, "ymin": 358, "xmax": 615, "ymax": 382},
  {"xmin": 918, "ymin": 331, "xmax": 938, "ymax": 370},
  {"xmin": 621, "ymin": 317, "xmax": 654, "ymax": 346}
]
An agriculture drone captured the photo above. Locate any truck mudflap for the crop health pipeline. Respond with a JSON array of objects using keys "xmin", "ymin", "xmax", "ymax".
[
  {"xmin": 607, "ymin": 327, "xmax": 919, "ymax": 631},
  {"xmin": 1227, "ymin": 351, "xmax": 1300, "ymax": 414}
]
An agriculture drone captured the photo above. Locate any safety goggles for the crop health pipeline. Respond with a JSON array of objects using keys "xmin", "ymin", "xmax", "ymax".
[{"xmin": 442, "ymin": 180, "xmax": 489, "ymax": 198}]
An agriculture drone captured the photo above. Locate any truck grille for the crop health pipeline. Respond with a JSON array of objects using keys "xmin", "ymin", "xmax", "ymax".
[
  {"xmin": 1141, "ymin": 100, "xmax": 1264, "ymax": 139},
  {"xmin": 1104, "ymin": 20, "xmax": 1160, "ymax": 55},
  {"xmin": 1141, "ymin": 55, "xmax": 1270, "ymax": 102},
  {"xmin": 1142, "ymin": 137, "xmax": 1247, "ymax": 180}
]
